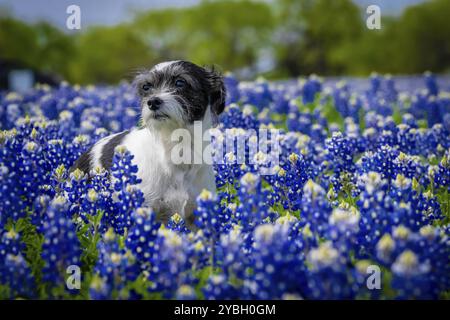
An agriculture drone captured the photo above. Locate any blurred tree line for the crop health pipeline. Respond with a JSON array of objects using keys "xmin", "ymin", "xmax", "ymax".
[{"xmin": 1, "ymin": 0, "xmax": 449, "ymax": 84}]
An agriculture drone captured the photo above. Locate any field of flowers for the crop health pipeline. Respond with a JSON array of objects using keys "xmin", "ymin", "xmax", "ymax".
[{"xmin": 0, "ymin": 73, "xmax": 449, "ymax": 300}]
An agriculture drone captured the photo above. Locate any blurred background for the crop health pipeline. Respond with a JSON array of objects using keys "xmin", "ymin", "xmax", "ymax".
[{"xmin": 0, "ymin": 0, "xmax": 449, "ymax": 87}]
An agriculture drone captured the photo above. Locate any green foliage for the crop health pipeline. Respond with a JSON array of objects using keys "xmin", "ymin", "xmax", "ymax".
[
  {"xmin": 0, "ymin": 17, "xmax": 75, "ymax": 78},
  {"xmin": 133, "ymin": 0, "xmax": 274, "ymax": 70},
  {"xmin": 391, "ymin": 0, "xmax": 450, "ymax": 73},
  {"xmin": 15, "ymin": 216, "xmax": 46, "ymax": 297},
  {"xmin": 69, "ymin": 26, "xmax": 154, "ymax": 84},
  {"xmin": 436, "ymin": 188, "xmax": 450, "ymax": 225},
  {"xmin": 77, "ymin": 210, "xmax": 103, "ymax": 272},
  {"xmin": 76, "ymin": 210, "xmax": 104, "ymax": 298},
  {"xmin": 0, "ymin": 17, "xmax": 40, "ymax": 68},
  {"xmin": 275, "ymin": 0, "xmax": 363, "ymax": 76},
  {"xmin": 194, "ymin": 266, "xmax": 216, "ymax": 299},
  {"xmin": 0, "ymin": 0, "xmax": 449, "ymax": 84}
]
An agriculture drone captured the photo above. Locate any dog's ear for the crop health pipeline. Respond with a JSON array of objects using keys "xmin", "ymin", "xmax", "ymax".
[{"xmin": 206, "ymin": 66, "xmax": 226, "ymax": 117}]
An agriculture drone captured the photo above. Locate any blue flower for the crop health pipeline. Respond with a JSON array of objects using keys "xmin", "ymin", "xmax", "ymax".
[
  {"xmin": 306, "ymin": 242, "xmax": 356, "ymax": 299},
  {"xmin": 40, "ymin": 196, "xmax": 81, "ymax": 294},
  {"xmin": 147, "ymin": 228, "xmax": 193, "ymax": 298},
  {"xmin": 245, "ymin": 223, "xmax": 309, "ymax": 299},
  {"xmin": 167, "ymin": 213, "xmax": 190, "ymax": 234},
  {"xmin": 0, "ymin": 228, "xmax": 36, "ymax": 298},
  {"xmin": 91, "ymin": 228, "xmax": 141, "ymax": 299},
  {"xmin": 1, "ymin": 74, "xmax": 449, "ymax": 300},
  {"xmin": 194, "ymin": 189, "xmax": 231, "ymax": 241},
  {"xmin": 125, "ymin": 208, "xmax": 160, "ymax": 266}
]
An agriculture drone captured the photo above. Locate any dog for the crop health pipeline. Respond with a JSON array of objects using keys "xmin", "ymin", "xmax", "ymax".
[{"xmin": 72, "ymin": 60, "xmax": 225, "ymax": 225}]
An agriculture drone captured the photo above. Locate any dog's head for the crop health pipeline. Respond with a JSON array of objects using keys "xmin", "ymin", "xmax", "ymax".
[{"xmin": 134, "ymin": 60, "xmax": 225, "ymax": 129}]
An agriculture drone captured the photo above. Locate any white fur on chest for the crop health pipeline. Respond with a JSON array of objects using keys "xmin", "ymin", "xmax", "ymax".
[{"xmin": 120, "ymin": 127, "xmax": 215, "ymax": 221}]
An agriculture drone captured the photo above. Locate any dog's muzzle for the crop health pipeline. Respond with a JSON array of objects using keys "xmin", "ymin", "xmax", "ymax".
[{"xmin": 147, "ymin": 97, "xmax": 163, "ymax": 111}]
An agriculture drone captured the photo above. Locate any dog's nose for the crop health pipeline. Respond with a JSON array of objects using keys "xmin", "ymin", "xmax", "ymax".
[{"xmin": 147, "ymin": 97, "xmax": 163, "ymax": 111}]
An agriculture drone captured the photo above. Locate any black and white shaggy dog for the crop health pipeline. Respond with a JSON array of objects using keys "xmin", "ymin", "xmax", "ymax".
[{"xmin": 73, "ymin": 60, "xmax": 225, "ymax": 224}]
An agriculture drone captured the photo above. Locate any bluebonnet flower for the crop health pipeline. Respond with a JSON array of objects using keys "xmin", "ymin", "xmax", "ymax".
[
  {"xmin": 375, "ymin": 225, "xmax": 449, "ymax": 299},
  {"xmin": 224, "ymin": 73, "xmax": 240, "ymax": 105},
  {"xmin": 89, "ymin": 274, "xmax": 112, "ymax": 300},
  {"xmin": 300, "ymin": 180, "xmax": 332, "ymax": 236},
  {"xmin": 111, "ymin": 145, "xmax": 142, "ymax": 189},
  {"xmin": 1, "ymin": 93, "xmax": 24, "ymax": 129},
  {"xmin": 167, "ymin": 213, "xmax": 191, "ymax": 234},
  {"xmin": 332, "ymin": 82, "xmax": 362, "ymax": 121},
  {"xmin": 0, "ymin": 75, "xmax": 449, "ymax": 300},
  {"xmin": 147, "ymin": 228, "xmax": 193, "ymax": 298},
  {"xmin": 64, "ymin": 168, "xmax": 88, "ymax": 218},
  {"xmin": 91, "ymin": 228, "xmax": 141, "ymax": 299},
  {"xmin": 306, "ymin": 242, "xmax": 355, "ymax": 299},
  {"xmin": 40, "ymin": 196, "xmax": 81, "ymax": 294},
  {"xmin": 434, "ymin": 150, "xmax": 449, "ymax": 190},
  {"xmin": 186, "ymin": 229, "xmax": 210, "ymax": 270},
  {"xmin": 326, "ymin": 205, "xmax": 360, "ymax": 253},
  {"xmin": 266, "ymin": 153, "xmax": 310, "ymax": 211},
  {"xmin": 301, "ymin": 75, "xmax": 322, "ymax": 104},
  {"xmin": 391, "ymin": 250, "xmax": 433, "ymax": 299},
  {"xmin": 396, "ymin": 124, "xmax": 418, "ymax": 154},
  {"xmin": 428, "ymin": 124, "xmax": 450, "ymax": 152},
  {"xmin": 175, "ymin": 285, "xmax": 197, "ymax": 300},
  {"xmin": 235, "ymin": 173, "xmax": 272, "ymax": 230},
  {"xmin": 326, "ymin": 131, "xmax": 358, "ymax": 174},
  {"xmin": 424, "ymin": 71, "xmax": 439, "ymax": 96},
  {"xmin": 246, "ymin": 223, "xmax": 309, "ymax": 299},
  {"xmin": 359, "ymin": 145, "xmax": 400, "ymax": 180},
  {"xmin": 219, "ymin": 103, "xmax": 259, "ymax": 130},
  {"xmin": 109, "ymin": 146, "xmax": 144, "ymax": 234},
  {"xmin": 351, "ymin": 260, "xmax": 382, "ymax": 299},
  {"xmin": 214, "ymin": 152, "xmax": 238, "ymax": 190},
  {"xmin": 239, "ymin": 79, "xmax": 272, "ymax": 110},
  {"xmin": 385, "ymin": 75, "xmax": 398, "ymax": 103},
  {"xmin": 0, "ymin": 228, "xmax": 36, "ymax": 298},
  {"xmin": 56, "ymin": 110, "xmax": 78, "ymax": 140},
  {"xmin": 269, "ymin": 87, "xmax": 290, "ymax": 114},
  {"xmin": 67, "ymin": 134, "xmax": 92, "ymax": 167},
  {"xmin": 203, "ymin": 274, "xmax": 240, "ymax": 300},
  {"xmin": 356, "ymin": 172, "xmax": 392, "ymax": 253},
  {"xmin": 389, "ymin": 174, "xmax": 443, "ymax": 228},
  {"xmin": 125, "ymin": 208, "xmax": 161, "ymax": 267},
  {"xmin": 217, "ymin": 225, "xmax": 250, "ymax": 282},
  {"xmin": 194, "ymin": 189, "xmax": 231, "ymax": 242},
  {"xmin": 368, "ymin": 72, "xmax": 381, "ymax": 96}
]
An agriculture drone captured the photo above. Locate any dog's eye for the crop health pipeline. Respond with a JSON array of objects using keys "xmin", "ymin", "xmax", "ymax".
[
  {"xmin": 142, "ymin": 83, "xmax": 152, "ymax": 91},
  {"xmin": 175, "ymin": 79, "xmax": 186, "ymax": 88}
]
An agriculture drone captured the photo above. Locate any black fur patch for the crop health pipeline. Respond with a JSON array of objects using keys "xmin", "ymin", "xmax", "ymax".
[
  {"xmin": 71, "ymin": 146, "xmax": 93, "ymax": 175},
  {"xmin": 100, "ymin": 131, "xmax": 130, "ymax": 169}
]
